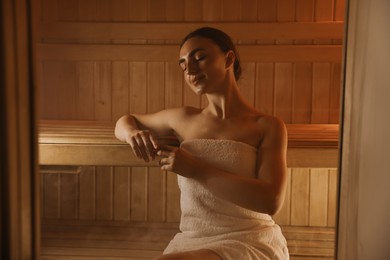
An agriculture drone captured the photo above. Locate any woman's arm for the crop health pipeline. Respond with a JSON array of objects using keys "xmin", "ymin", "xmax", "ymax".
[
  {"xmin": 115, "ymin": 109, "xmax": 180, "ymax": 162},
  {"xmin": 157, "ymin": 116, "xmax": 288, "ymax": 215}
]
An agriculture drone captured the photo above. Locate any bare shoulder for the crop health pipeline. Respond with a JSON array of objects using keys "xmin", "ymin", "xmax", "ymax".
[
  {"xmin": 162, "ymin": 106, "xmax": 201, "ymax": 120},
  {"xmin": 256, "ymin": 114, "xmax": 287, "ymax": 147}
]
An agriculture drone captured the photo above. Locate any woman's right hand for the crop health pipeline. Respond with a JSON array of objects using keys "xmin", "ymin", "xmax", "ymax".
[{"xmin": 125, "ymin": 130, "xmax": 160, "ymax": 162}]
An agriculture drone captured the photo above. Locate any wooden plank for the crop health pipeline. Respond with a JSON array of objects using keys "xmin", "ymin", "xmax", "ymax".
[
  {"xmin": 184, "ymin": 0, "xmax": 203, "ymax": 21},
  {"xmin": 329, "ymin": 63, "xmax": 341, "ymax": 123},
  {"xmin": 78, "ymin": 0, "xmax": 98, "ymax": 22},
  {"xmin": 78, "ymin": 167, "xmax": 95, "ymax": 220},
  {"xmin": 130, "ymin": 167, "xmax": 148, "ymax": 221},
  {"xmin": 147, "ymin": 167, "xmax": 166, "ymax": 222},
  {"xmin": 112, "ymin": 61, "xmax": 129, "ymax": 121},
  {"xmin": 277, "ymin": 0, "xmax": 295, "ymax": 22},
  {"xmin": 255, "ymin": 62, "xmax": 274, "ymax": 114},
  {"xmin": 38, "ymin": 44, "xmax": 343, "ymax": 62},
  {"xmin": 76, "ymin": 62, "xmax": 95, "ymax": 120},
  {"xmin": 295, "ymin": 0, "xmax": 315, "ymax": 22},
  {"xmin": 41, "ymin": 61, "xmax": 61, "ymax": 119},
  {"xmin": 203, "ymin": 0, "xmax": 222, "ymax": 21},
  {"xmin": 58, "ymin": 0, "xmax": 78, "ymax": 22},
  {"xmin": 327, "ymin": 168, "xmax": 338, "ymax": 227},
  {"xmin": 41, "ymin": 0, "xmax": 58, "ymax": 21},
  {"xmin": 96, "ymin": 0, "xmax": 111, "ymax": 21},
  {"xmin": 309, "ymin": 168, "xmax": 329, "ymax": 226},
  {"xmin": 240, "ymin": 0, "xmax": 258, "ymax": 21},
  {"xmin": 312, "ymin": 63, "xmax": 331, "ymax": 123},
  {"xmin": 165, "ymin": 62, "xmax": 183, "ymax": 108},
  {"xmin": 274, "ymin": 63, "xmax": 293, "ymax": 123},
  {"xmin": 128, "ymin": 0, "xmax": 147, "ymax": 21},
  {"xmin": 239, "ymin": 62, "xmax": 256, "ymax": 106},
  {"xmin": 291, "ymin": 168, "xmax": 310, "ymax": 226},
  {"xmin": 111, "ymin": 0, "xmax": 130, "ymax": 22},
  {"xmin": 58, "ymin": 61, "xmax": 77, "ymax": 119},
  {"xmin": 258, "ymin": 0, "xmax": 277, "ymax": 22},
  {"xmin": 39, "ymin": 143, "xmax": 339, "ymax": 167},
  {"xmin": 113, "ymin": 167, "xmax": 130, "ymax": 221},
  {"xmin": 222, "ymin": 0, "xmax": 241, "ymax": 21},
  {"xmin": 43, "ymin": 173, "xmax": 60, "ymax": 219},
  {"xmin": 287, "ymin": 148, "xmax": 338, "ymax": 168},
  {"xmin": 315, "ymin": 0, "xmax": 334, "ymax": 21},
  {"xmin": 39, "ymin": 22, "xmax": 345, "ymax": 41},
  {"xmin": 147, "ymin": 62, "xmax": 165, "ymax": 113},
  {"xmin": 60, "ymin": 174, "xmax": 78, "ymax": 219},
  {"xmin": 292, "ymin": 63, "xmax": 312, "ymax": 123},
  {"xmin": 95, "ymin": 166, "xmax": 113, "ymax": 220},
  {"xmin": 334, "ymin": 0, "xmax": 346, "ymax": 21},
  {"xmin": 93, "ymin": 61, "xmax": 112, "ymax": 121},
  {"xmin": 166, "ymin": 0, "xmax": 185, "ymax": 21},
  {"xmin": 129, "ymin": 62, "xmax": 147, "ymax": 114}
]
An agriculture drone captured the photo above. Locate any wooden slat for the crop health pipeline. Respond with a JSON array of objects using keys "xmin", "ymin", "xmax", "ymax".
[
  {"xmin": 93, "ymin": 61, "xmax": 112, "ymax": 121},
  {"xmin": 38, "ymin": 121, "xmax": 339, "ymax": 166},
  {"xmin": 255, "ymin": 63, "xmax": 274, "ymax": 114},
  {"xmin": 78, "ymin": 167, "xmax": 95, "ymax": 220},
  {"xmin": 274, "ymin": 62, "xmax": 293, "ymax": 123},
  {"xmin": 147, "ymin": 168, "xmax": 166, "ymax": 222},
  {"xmin": 38, "ymin": 44, "xmax": 343, "ymax": 62},
  {"xmin": 291, "ymin": 168, "xmax": 310, "ymax": 226},
  {"xmin": 129, "ymin": 62, "xmax": 147, "ymax": 114},
  {"xmin": 130, "ymin": 167, "xmax": 147, "ymax": 221},
  {"xmin": 165, "ymin": 62, "xmax": 183, "ymax": 108},
  {"xmin": 112, "ymin": 61, "xmax": 129, "ymax": 120},
  {"xmin": 40, "ymin": 220, "xmax": 335, "ymax": 259},
  {"xmin": 60, "ymin": 174, "xmax": 78, "ymax": 219},
  {"xmin": 113, "ymin": 167, "xmax": 130, "ymax": 221},
  {"xmin": 239, "ymin": 62, "xmax": 256, "ymax": 106},
  {"xmin": 309, "ymin": 168, "xmax": 329, "ymax": 226},
  {"xmin": 292, "ymin": 63, "xmax": 312, "ymax": 123},
  {"xmin": 76, "ymin": 62, "xmax": 95, "ymax": 120},
  {"xmin": 95, "ymin": 166, "xmax": 113, "ymax": 220},
  {"xmin": 147, "ymin": 62, "xmax": 165, "ymax": 113}
]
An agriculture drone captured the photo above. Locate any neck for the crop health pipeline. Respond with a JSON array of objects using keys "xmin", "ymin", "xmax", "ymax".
[{"xmin": 204, "ymin": 81, "xmax": 249, "ymax": 119}]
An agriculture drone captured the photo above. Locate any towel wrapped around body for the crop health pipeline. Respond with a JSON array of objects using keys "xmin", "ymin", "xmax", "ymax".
[{"xmin": 163, "ymin": 139, "xmax": 289, "ymax": 260}]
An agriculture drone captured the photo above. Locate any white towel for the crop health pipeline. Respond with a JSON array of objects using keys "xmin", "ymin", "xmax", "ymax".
[{"xmin": 163, "ymin": 139, "xmax": 289, "ymax": 260}]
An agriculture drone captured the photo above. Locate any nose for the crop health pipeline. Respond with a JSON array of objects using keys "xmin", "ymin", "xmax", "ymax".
[{"xmin": 186, "ymin": 60, "xmax": 198, "ymax": 75}]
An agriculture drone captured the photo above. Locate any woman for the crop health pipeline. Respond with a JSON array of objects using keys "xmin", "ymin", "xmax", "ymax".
[{"xmin": 115, "ymin": 27, "xmax": 289, "ymax": 260}]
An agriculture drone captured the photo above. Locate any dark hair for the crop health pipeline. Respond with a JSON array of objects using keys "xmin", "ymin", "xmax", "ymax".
[{"xmin": 180, "ymin": 27, "xmax": 242, "ymax": 81}]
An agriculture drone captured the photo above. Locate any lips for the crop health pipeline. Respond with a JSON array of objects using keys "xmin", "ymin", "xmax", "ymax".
[{"xmin": 189, "ymin": 74, "xmax": 206, "ymax": 85}]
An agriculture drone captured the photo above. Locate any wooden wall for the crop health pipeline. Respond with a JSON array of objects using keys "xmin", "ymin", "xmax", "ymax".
[
  {"xmin": 41, "ymin": 166, "xmax": 338, "ymax": 228},
  {"xmin": 36, "ymin": 0, "xmax": 345, "ymax": 258},
  {"xmin": 37, "ymin": 0, "xmax": 345, "ymax": 124}
]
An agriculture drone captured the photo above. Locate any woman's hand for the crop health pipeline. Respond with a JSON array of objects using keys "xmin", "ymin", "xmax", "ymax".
[
  {"xmin": 157, "ymin": 146, "xmax": 195, "ymax": 177},
  {"xmin": 126, "ymin": 130, "xmax": 160, "ymax": 162}
]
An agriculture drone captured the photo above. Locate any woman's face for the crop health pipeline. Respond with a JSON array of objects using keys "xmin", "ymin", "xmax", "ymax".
[{"xmin": 179, "ymin": 37, "xmax": 228, "ymax": 95}]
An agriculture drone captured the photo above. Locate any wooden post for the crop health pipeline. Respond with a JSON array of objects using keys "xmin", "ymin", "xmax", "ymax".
[{"xmin": 0, "ymin": 0, "xmax": 40, "ymax": 258}]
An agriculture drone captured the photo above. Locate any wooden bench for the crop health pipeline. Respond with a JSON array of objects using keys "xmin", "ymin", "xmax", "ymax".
[
  {"xmin": 39, "ymin": 120, "xmax": 339, "ymax": 259},
  {"xmin": 39, "ymin": 120, "xmax": 339, "ymax": 167}
]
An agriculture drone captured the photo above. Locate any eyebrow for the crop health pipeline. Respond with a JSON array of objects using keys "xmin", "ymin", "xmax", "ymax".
[{"xmin": 178, "ymin": 48, "xmax": 206, "ymax": 65}]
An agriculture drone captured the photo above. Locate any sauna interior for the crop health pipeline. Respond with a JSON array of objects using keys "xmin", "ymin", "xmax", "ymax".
[{"xmin": 36, "ymin": 0, "xmax": 345, "ymax": 259}]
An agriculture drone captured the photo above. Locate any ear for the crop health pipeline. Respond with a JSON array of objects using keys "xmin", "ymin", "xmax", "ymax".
[{"xmin": 225, "ymin": 50, "xmax": 235, "ymax": 69}]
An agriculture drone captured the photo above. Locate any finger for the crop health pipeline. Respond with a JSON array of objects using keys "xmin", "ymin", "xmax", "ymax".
[
  {"xmin": 140, "ymin": 134, "xmax": 156, "ymax": 160},
  {"xmin": 129, "ymin": 138, "xmax": 142, "ymax": 159},
  {"xmin": 134, "ymin": 136, "xmax": 150, "ymax": 162},
  {"xmin": 156, "ymin": 149, "xmax": 172, "ymax": 158},
  {"xmin": 148, "ymin": 132, "xmax": 160, "ymax": 150}
]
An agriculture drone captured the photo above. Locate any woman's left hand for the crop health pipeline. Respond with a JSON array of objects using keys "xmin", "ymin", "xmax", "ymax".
[{"xmin": 156, "ymin": 146, "xmax": 194, "ymax": 177}]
